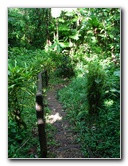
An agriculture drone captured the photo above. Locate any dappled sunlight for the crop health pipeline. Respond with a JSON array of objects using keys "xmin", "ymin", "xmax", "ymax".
[
  {"xmin": 8, "ymin": 8, "xmax": 120, "ymax": 158},
  {"xmin": 46, "ymin": 112, "xmax": 62, "ymax": 124},
  {"xmin": 104, "ymin": 99, "xmax": 114, "ymax": 107}
]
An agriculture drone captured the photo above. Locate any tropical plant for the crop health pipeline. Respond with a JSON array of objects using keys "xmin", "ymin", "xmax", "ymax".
[{"xmin": 8, "ymin": 8, "xmax": 120, "ymax": 158}]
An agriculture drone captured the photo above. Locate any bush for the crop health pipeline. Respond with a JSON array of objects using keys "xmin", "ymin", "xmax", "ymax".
[
  {"xmin": 8, "ymin": 48, "xmax": 62, "ymax": 158},
  {"xmin": 58, "ymin": 70, "xmax": 120, "ymax": 158},
  {"xmin": 55, "ymin": 55, "xmax": 75, "ymax": 78},
  {"xmin": 86, "ymin": 58, "xmax": 106, "ymax": 115}
]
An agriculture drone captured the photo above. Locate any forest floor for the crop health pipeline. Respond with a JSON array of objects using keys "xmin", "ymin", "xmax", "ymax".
[{"xmin": 46, "ymin": 81, "xmax": 84, "ymax": 158}]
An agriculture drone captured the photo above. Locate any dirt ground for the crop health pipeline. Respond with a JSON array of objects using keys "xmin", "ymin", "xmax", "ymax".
[{"xmin": 46, "ymin": 83, "xmax": 84, "ymax": 158}]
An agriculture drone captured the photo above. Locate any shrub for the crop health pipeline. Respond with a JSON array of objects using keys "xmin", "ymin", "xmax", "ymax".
[
  {"xmin": 86, "ymin": 58, "xmax": 106, "ymax": 115},
  {"xmin": 55, "ymin": 55, "xmax": 75, "ymax": 78}
]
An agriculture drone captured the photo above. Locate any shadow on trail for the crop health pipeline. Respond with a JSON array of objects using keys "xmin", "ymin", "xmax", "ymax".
[{"xmin": 46, "ymin": 83, "xmax": 84, "ymax": 158}]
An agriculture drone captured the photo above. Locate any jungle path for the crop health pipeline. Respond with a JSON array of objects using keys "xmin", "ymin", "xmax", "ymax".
[{"xmin": 46, "ymin": 82, "xmax": 84, "ymax": 158}]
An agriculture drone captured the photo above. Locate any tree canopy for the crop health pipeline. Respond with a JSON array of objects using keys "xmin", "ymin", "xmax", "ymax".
[{"xmin": 8, "ymin": 8, "xmax": 120, "ymax": 158}]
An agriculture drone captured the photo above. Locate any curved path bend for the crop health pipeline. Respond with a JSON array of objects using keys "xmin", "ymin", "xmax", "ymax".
[{"xmin": 46, "ymin": 84, "xmax": 84, "ymax": 158}]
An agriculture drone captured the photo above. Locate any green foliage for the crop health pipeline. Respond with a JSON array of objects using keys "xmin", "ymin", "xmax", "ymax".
[
  {"xmin": 58, "ymin": 77, "xmax": 87, "ymax": 123},
  {"xmin": 8, "ymin": 8, "xmax": 52, "ymax": 49},
  {"xmin": 86, "ymin": 58, "xmax": 106, "ymax": 115},
  {"xmin": 58, "ymin": 71, "xmax": 120, "ymax": 158},
  {"xmin": 8, "ymin": 47, "xmax": 64, "ymax": 158},
  {"xmin": 8, "ymin": 8, "xmax": 120, "ymax": 158},
  {"xmin": 55, "ymin": 55, "xmax": 75, "ymax": 78}
]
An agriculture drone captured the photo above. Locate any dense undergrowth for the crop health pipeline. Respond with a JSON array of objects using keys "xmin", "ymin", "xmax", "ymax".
[
  {"xmin": 58, "ymin": 67, "xmax": 120, "ymax": 158},
  {"xmin": 8, "ymin": 48, "xmax": 60, "ymax": 158},
  {"xmin": 8, "ymin": 46, "xmax": 74, "ymax": 158},
  {"xmin": 8, "ymin": 8, "xmax": 120, "ymax": 158}
]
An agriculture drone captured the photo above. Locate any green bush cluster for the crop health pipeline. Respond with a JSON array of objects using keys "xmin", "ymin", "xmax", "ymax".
[
  {"xmin": 8, "ymin": 48, "xmax": 64, "ymax": 158},
  {"xmin": 55, "ymin": 55, "xmax": 75, "ymax": 78},
  {"xmin": 58, "ymin": 58, "xmax": 120, "ymax": 158},
  {"xmin": 86, "ymin": 59, "xmax": 106, "ymax": 115},
  {"xmin": 8, "ymin": 8, "xmax": 120, "ymax": 158}
]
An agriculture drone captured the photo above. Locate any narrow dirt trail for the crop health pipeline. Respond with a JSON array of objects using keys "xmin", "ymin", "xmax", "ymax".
[{"xmin": 46, "ymin": 83, "xmax": 84, "ymax": 158}]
